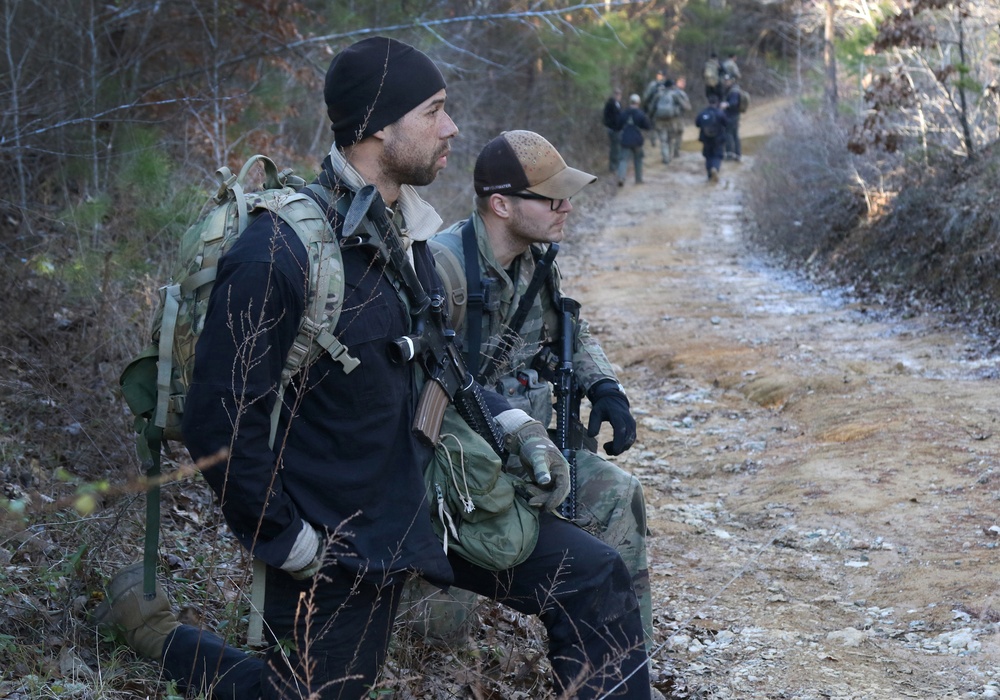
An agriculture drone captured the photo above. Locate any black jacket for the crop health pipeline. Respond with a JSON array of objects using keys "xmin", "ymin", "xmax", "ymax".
[
  {"xmin": 617, "ymin": 107, "xmax": 651, "ymax": 148},
  {"xmin": 183, "ymin": 188, "xmax": 461, "ymax": 587},
  {"xmin": 723, "ymin": 85, "xmax": 742, "ymax": 118},
  {"xmin": 603, "ymin": 97, "xmax": 622, "ymax": 130},
  {"xmin": 695, "ymin": 106, "xmax": 729, "ymax": 156}
]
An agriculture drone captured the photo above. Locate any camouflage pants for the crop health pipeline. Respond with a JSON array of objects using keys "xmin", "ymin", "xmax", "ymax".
[
  {"xmin": 570, "ymin": 449, "xmax": 652, "ymax": 647},
  {"xmin": 654, "ymin": 122, "xmax": 671, "ymax": 164},
  {"xmin": 401, "ymin": 449, "xmax": 654, "ymax": 649},
  {"xmin": 666, "ymin": 119, "xmax": 684, "ymax": 159}
]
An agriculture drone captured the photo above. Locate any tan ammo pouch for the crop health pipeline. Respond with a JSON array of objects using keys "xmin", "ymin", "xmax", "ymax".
[{"xmin": 495, "ymin": 370, "xmax": 553, "ymax": 429}]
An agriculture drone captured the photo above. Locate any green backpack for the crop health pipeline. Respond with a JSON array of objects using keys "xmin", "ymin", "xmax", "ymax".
[
  {"xmin": 118, "ymin": 155, "xmax": 357, "ymax": 630},
  {"xmin": 738, "ymin": 89, "xmax": 750, "ymax": 113},
  {"xmin": 653, "ymin": 85, "xmax": 679, "ymax": 119},
  {"xmin": 426, "ymin": 408, "xmax": 539, "ymax": 571}
]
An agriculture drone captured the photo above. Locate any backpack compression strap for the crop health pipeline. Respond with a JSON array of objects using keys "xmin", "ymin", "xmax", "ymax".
[{"xmin": 461, "ymin": 218, "xmax": 484, "ymax": 374}]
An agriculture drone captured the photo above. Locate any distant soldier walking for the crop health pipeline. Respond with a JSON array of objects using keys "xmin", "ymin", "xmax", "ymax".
[
  {"xmin": 703, "ymin": 51, "xmax": 723, "ymax": 100},
  {"xmin": 603, "ymin": 87, "xmax": 623, "ymax": 173},
  {"xmin": 721, "ymin": 73, "xmax": 745, "ymax": 161},
  {"xmin": 617, "ymin": 93, "xmax": 652, "ymax": 185},
  {"xmin": 663, "ymin": 77, "xmax": 692, "ymax": 163},
  {"xmin": 696, "ymin": 93, "xmax": 729, "ymax": 182}
]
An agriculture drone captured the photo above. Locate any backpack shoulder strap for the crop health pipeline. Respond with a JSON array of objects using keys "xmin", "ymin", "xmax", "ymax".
[
  {"xmin": 431, "ymin": 238, "xmax": 469, "ymax": 336},
  {"xmin": 272, "ymin": 191, "xmax": 359, "ymax": 377}
]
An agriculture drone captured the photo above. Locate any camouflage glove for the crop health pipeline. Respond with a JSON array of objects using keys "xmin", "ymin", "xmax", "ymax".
[
  {"xmin": 587, "ymin": 379, "xmax": 637, "ymax": 456},
  {"xmin": 282, "ymin": 522, "xmax": 324, "ymax": 581},
  {"xmin": 289, "ymin": 557, "xmax": 322, "ymax": 581},
  {"xmin": 507, "ymin": 420, "xmax": 571, "ymax": 513}
]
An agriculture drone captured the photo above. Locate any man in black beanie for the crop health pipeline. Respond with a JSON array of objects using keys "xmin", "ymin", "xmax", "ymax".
[
  {"xmin": 98, "ymin": 36, "xmax": 652, "ymax": 700},
  {"xmin": 325, "ymin": 36, "xmax": 446, "ymax": 148}
]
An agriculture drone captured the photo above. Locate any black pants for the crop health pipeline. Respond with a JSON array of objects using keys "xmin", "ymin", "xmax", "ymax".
[
  {"xmin": 725, "ymin": 114, "xmax": 741, "ymax": 157},
  {"xmin": 160, "ymin": 513, "xmax": 650, "ymax": 699},
  {"xmin": 162, "ymin": 563, "xmax": 403, "ymax": 700}
]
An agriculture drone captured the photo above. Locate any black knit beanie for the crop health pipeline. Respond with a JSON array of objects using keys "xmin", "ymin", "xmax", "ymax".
[{"xmin": 325, "ymin": 37, "xmax": 446, "ymax": 147}]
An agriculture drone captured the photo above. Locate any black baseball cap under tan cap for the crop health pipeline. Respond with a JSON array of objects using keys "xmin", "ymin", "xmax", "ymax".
[{"xmin": 474, "ymin": 130, "xmax": 597, "ymax": 200}]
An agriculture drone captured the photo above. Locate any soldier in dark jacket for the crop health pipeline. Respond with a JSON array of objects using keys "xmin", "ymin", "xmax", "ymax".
[
  {"xmin": 97, "ymin": 37, "xmax": 652, "ymax": 700},
  {"xmin": 603, "ymin": 87, "xmax": 623, "ymax": 173},
  {"xmin": 721, "ymin": 74, "xmax": 744, "ymax": 161},
  {"xmin": 696, "ymin": 93, "xmax": 730, "ymax": 182},
  {"xmin": 617, "ymin": 93, "xmax": 652, "ymax": 186}
]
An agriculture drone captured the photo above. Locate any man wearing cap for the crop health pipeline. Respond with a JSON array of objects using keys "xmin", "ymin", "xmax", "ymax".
[
  {"xmin": 428, "ymin": 131, "xmax": 654, "ymax": 653},
  {"xmin": 617, "ymin": 94, "xmax": 652, "ymax": 186},
  {"xmin": 97, "ymin": 38, "xmax": 652, "ymax": 700}
]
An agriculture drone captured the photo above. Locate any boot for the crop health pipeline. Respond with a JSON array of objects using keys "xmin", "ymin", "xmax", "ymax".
[{"xmin": 94, "ymin": 562, "xmax": 180, "ymax": 660}]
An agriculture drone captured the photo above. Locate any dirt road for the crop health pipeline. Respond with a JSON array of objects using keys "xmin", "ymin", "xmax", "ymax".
[{"xmin": 563, "ymin": 102, "xmax": 1000, "ymax": 698}]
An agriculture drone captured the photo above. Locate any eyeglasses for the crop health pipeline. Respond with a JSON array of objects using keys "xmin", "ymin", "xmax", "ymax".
[{"xmin": 507, "ymin": 191, "xmax": 570, "ymax": 211}]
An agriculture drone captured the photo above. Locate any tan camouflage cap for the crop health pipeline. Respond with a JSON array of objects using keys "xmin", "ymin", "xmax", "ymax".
[{"xmin": 474, "ymin": 130, "xmax": 596, "ymax": 200}]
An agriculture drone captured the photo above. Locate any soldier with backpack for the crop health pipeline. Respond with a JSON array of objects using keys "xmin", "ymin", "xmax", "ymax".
[
  {"xmin": 427, "ymin": 130, "xmax": 654, "ymax": 652},
  {"xmin": 721, "ymin": 73, "xmax": 746, "ymax": 161},
  {"xmin": 696, "ymin": 93, "xmax": 729, "ymax": 182},
  {"xmin": 649, "ymin": 79, "xmax": 677, "ymax": 165},
  {"xmin": 641, "ymin": 70, "xmax": 665, "ymax": 146},
  {"xmin": 659, "ymin": 78, "xmax": 693, "ymax": 164},
  {"xmin": 721, "ymin": 53, "xmax": 742, "ymax": 81},
  {"xmin": 641, "ymin": 70, "xmax": 665, "ymax": 118},
  {"xmin": 617, "ymin": 94, "xmax": 652, "ymax": 186},
  {"xmin": 703, "ymin": 51, "xmax": 723, "ymax": 100},
  {"xmin": 96, "ymin": 36, "xmax": 652, "ymax": 700}
]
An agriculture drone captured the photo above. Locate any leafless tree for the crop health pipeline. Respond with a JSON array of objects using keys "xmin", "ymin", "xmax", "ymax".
[{"xmin": 864, "ymin": 0, "xmax": 1000, "ymax": 160}]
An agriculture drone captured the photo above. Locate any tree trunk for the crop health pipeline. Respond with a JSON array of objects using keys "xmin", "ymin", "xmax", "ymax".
[
  {"xmin": 3, "ymin": 0, "xmax": 27, "ymax": 213},
  {"xmin": 955, "ymin": 7, "xmax": 974, "ymax": 159},
  {"xmin": 824, "ymin": 0, "xmax": 838, "ymax": 116}
]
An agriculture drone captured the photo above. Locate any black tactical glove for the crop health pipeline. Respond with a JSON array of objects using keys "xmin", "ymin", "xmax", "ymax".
[
  {"xmin": 508, "ymin": 420, "xmax": 571, "ymax": 513},
  {"xmin": 587, "ymin": 379, "xmax": 637, "ymax": 456}
]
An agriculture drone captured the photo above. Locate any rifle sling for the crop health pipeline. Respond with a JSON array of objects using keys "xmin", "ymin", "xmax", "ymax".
[
  {"xmin": 465, "ymin": 230, "xmax": 559, "ymax": 385},
  {"xmin": 461, "ymin": 218, "xmax": 483, "ymax": 373},
  {"xmin": 314, "ymin": 164, "xmax": 429, "ymax": 312},
  {"xmin": 511, "ymin": 243, "xmax": 559, "ymax": 341}
]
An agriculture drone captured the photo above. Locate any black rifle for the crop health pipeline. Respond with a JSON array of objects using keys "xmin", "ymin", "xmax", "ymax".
[
  {"xmin": 532, "ymin": 296, "xmax": 590, "ymax": 519},
  {"xmin": 342, "ymin": 185, "xmax": 507, "ymax": 457}
]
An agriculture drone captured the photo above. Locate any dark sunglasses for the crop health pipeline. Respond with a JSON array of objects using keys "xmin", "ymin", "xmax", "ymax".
[{"xmin": 507, "ymin": 191, "xmax": 569, "ymax": 211}]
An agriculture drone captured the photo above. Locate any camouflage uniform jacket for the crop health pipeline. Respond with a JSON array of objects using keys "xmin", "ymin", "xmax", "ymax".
[
  {"xmin": 430, "ymin": 213, "xmax": 620, "ymax": 425},
  {"xmin": 665, "ymin": 87, "xmax": 692, "ymax": 128},
  {"xmin": 721, "ymin": 57, "xmax": 741, "ymax": 80}
]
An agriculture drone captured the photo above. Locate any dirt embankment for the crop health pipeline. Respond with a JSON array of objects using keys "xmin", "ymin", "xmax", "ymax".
[{"xmin": 562, "ymin": 100, "xmax": 1000, "ymax": 698}]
